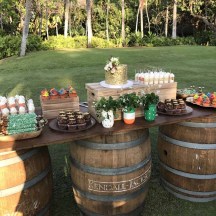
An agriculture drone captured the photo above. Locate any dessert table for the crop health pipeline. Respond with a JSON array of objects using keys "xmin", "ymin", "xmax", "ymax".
[
  {"xmin": 0, "ymin": 104, "xmax": 215, "ymax": 216},
  {"xmin": 0, "ymin": 104, "xmax": 215, "ymax": 152}
]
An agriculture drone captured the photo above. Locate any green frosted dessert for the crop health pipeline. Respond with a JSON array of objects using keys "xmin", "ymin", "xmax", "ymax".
[{"xmin": 4, "ymin": 113, "xmax": 37, "ymax": 135}]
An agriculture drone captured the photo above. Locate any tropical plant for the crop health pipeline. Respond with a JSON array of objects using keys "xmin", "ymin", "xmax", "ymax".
[{"xmin": 118, "ymin": 92, "xmax": 141, "ymax": 112}]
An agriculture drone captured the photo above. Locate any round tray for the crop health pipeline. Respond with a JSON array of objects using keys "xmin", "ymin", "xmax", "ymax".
[
  {"xmin": 0, "ymin": 128, "xmax": 42, "ymax": 142},
  {"xmin": 49, "ymin": 117, "xmax": 96, "ymax": 133},
  {"xmin": 176, "ymin": 93, "xmax": 196, "ymax": 99},
  {"xmin": 157, "ymin": 106, "xmax": 193, "ymax": 116}
]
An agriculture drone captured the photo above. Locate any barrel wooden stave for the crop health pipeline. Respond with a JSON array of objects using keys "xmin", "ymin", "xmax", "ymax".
[
  {"xmin": 70, "ymin": 129, "xmax": 151, "ymax": 215},
  {"xmin": 0, "ymin": 147, "xmax": 53, "ymax": 216},
  {"xmin": 158, "ymin": 136, "xmax": 216, "ymax": 174},
  {"xmin": 158, "ymin": 116, "xmax": 216, "ymax": 202}
]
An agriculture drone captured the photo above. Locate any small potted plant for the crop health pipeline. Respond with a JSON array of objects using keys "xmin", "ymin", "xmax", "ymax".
[
  {"xmin": 93, "ymin": 96, "xmax": 119, "ymax": 128},
  {"xmin": 141, "ymin": 92, "xmax": 159, "ymax": 121},
  {"xmin": 118, "ymin": 92, "xmax": 141, "ymax": 124}
]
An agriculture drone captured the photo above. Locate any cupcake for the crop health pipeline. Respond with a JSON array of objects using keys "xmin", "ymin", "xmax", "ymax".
[
  {"xmin": 202, "ymin": 95, "xmax": 210, "ymax": 107},
  {"xmin": 59, "ymin": 88, "xmax": 68, "ymax": 99},
  {"xmin": 77, "ymin": 122, "xmax": 87, "ymax": 130},
  {"xmin": 157, "ymin": 101, "xmax": 165, "ymax": 112},
  {"xmin": 10, "ymin": 107, "xmax": 17, "ymax": 115},
  {"xmin": 41, "ymin": 89, "xmax": 49, "ymax": 100},
  {"xmin": 19, "ymin": 106, "xmax": 26, "ymax": 114},
  {"xmin": 50, "ymin": 88, "xmax": 59, "ymax": 99},
  {"xmin": 58, "ymin": 122, "xmax": 68, "ymax": 130},
  {"xmin": 67, "ymin": 85, "xmax": 77, "ymax": 97},
  {"xmin": 68, "ymin": 124, "xmax": 77, "ymax": 131},
  {"xmin": 83, "ymin": 112, "xmax": 91, "ymax": 124}
]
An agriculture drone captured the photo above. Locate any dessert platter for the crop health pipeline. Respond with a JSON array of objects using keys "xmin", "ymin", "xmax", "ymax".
[
  {"xmin": 0, "ymin": 95, "xmax": 47, "ymax": 141},
  {"xmin": 49, "ymin": 110, "xmax": 96, "ymax": 133},
  {"xmin": 157, "ymin": 98, "xmax": 193, "ymax": 116},
  {"xmin": 176, "ymin": 86, "xmax": 202, "ymax": 99},
  {"xmin": 186, "ymin": 92, "xmax": 216, "ymax": 108},
  {"xmin": 100, "ymin": 57, "xmax": 133, "ymax": 89}
]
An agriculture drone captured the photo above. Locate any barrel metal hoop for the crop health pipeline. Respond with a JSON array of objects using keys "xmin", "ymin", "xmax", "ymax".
[
  {"xmin": 178, "ymin": 122, "xmax": 216, "ymax": 128},
  {"xmin": 160, "ymin": 161, "xmax": 216, "ymax": 179},
  {"xmin": 74, "ymin": 132, "xmax": 149, "ymax": 150},
  {"xmin": 0, "ymin": 166, "xmax": 51, "ymax": 197},
  {"xmin": 78, "ymin": 202, "xmax": 144, "ymax": 216},
  {"xmin": 37, "ymin": 200, "xmax": 51, "ymax": 216},
  {"xmin": 161, "ymin": 178, "xmax": 216, "ymax": 196},
  {"xmin": 161, "ymin": 178, "xmax": 216, "ymax": 202},
  {"xmin": 0, "ymin": 149, "xmax": 39, "ymax": 167},
  {"xmin": 70, "ymin": 154, "xmax": 151, "ymax": 175},
  {"xmin": 72, "ymin": 182, "xmax": 149, "ymax": 202},
  {"xmin": 159, "ymin": 131, "xmax": 216, "ymax": 150}
]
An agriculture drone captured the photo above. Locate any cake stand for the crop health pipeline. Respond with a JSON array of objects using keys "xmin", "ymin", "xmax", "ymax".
[{"xmin": 100, "ymin": 80, "xmax": 133, "ymax": 89}]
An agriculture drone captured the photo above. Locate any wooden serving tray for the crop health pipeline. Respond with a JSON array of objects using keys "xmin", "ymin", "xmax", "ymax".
[{"xmin": 0, "ymin": 128, "xmax": 42, "ymax": 142}]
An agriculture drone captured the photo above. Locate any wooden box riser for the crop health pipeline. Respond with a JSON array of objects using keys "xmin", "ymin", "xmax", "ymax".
[
  {"xmin": 86, "ymin": 82, "xmax": 177, "ymax": 122},
  {"xmin": 40, "ymin": 96, "xmax": 80, "ymax": 119}
]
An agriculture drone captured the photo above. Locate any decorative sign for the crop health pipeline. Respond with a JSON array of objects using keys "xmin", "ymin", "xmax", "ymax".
[{"xmin": 88, "ymin": 167, "xmax": 151, "ymax": 193}]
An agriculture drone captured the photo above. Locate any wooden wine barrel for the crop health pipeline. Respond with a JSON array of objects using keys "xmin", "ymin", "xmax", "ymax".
[
  {"xmin": 158, "ymin": 115, "xmax": 216, "ymax": 202},
  {"xmin": 0, "ymin": 146, "xmax": 53, "ymax": 216},
  {"xmin": 69, "ymin": 129, "xmax": 151, "ymax": 216}
]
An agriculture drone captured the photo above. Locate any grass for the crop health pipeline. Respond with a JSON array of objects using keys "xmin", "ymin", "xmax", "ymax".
[{"xmin": 0, "ymin": 46, "xmax": 216, "ymax": 215}]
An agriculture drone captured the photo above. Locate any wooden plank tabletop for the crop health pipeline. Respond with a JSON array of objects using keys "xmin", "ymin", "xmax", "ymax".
[{"xmin": 0, "ymin": 104, "xmax": 215, "ymax": 152}]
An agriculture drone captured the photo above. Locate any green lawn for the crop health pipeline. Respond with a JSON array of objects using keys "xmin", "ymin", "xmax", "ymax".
[{"xmin": 0, "ymin": 46, "xmax": 216, "ymax": 216}]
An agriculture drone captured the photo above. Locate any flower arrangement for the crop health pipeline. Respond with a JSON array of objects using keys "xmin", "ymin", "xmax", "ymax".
[
  {"xmin": 118, "ymin": 92, "xmax": 141, "ymax": 112},
  {"xmin": 93, "ymin": 96, "xmax": 120, "ymax": 120},
  {"xmin": 104, "ymin": 57, "xmax": 120, "ymax": 74}
]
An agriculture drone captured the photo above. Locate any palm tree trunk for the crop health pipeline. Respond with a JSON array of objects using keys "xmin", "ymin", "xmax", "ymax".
[
  {"xmin": 172, "ymin": 0, "xmax": 177, "ymax": 39},
  {"xmin": 64, "ymin": 0, "xmax": 70, "ymax": 38},
  {"xmin": 135, "ymin": 7, "xmax": 140, "ymax": 34},
  {"xmin": 140, "ymin": 8, "xmax": 143, "ymax": 38},
  {"xmin": 45, "ymin": 0, "xmax": 49, "ymax": 40},
  {"xmin": 121, "ymin": 0, "xmax": 125, "ymax": 46},
  {"xmin": 165, "ymin": 5, "xmax": 169, "ymax": 37},
  {"xmin": 20, "ymin": 0, "xmax": 32, "ymax": 57},
  {"xmin": 106, "ymin": 0, "xmax": 110, "ymax": 41},
  {"xmin": 0, "ymin": 13, "xmax": 3, "ymax": 30},
  {"xmin": 145, "ymin": 0, "xmax": 150, "ymax": 33},
  {"xmin": 86, "ymin": 0, "xmax": 92, "ymax": 47},
  {"xmin": 38, "ymin": 3, "xmax": 43, "ymax": 36}
]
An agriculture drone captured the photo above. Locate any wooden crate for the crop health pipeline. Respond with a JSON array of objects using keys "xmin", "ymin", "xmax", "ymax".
[
  {"xmin": 86, "ymin": 82, "xmax": 177, "ymax": 122},
  {"xmin": 40, "ymin": 96, "xmax": 79, "ymax": 119}
]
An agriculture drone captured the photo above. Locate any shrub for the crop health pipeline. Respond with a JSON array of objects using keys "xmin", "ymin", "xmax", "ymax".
[
  {"xmin": 0, "ymin": 35, "xmax": 20, "ymax": 59},
  {"xmin": 27, "ymin": 35, "xmax": 44, "ymax": 51}
]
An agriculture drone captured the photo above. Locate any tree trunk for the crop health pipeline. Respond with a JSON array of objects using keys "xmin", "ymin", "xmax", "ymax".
[
  {"xmin": 106, "ymin": 0, "xmax": 110, "ymax": 41},
  {"xmin": 64, "ymin": 0, "xmax": 70, "ymax": 38},
  {"xmin": 20, "ymin": 0, "xmax": 32, "ymax": 57},
  {"xmin": 0, "ymin": 13, "xmax": 3, "ymax": 30},
  {"xmin": 69, "ymin": 1, "xmax": 72, "ymax": 37},
  {"xmin": 38, "ymin": 3, "xmax": 43, "ymax": 36},
  {"xmin": 165, "ymin": 5, "xmax": 169, "ymax": 37},
  {"xmin": 135, "ymin": 7, "xmax": 140, "ymax": 34},
  {"xmin": 86, "ymin": 0, "xmax": 92, "ymax": 47},
  {"xmin": 45, "ymin": 0, "xmax": 49, "ymax": 40},
  {"xmin": 140, "ymin": 8, "xmax": 143, "ymax": 38},
  {"xmin": 172, "ymin": 0, "xmax": 177, "ymax": 39},
  {"xmin": 121, "ymin": 0, "xmax": 125, "ymax": 46},
  {"xmin": 145, "ymin": 0, "xmax": 150, "ymax": 33}
]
